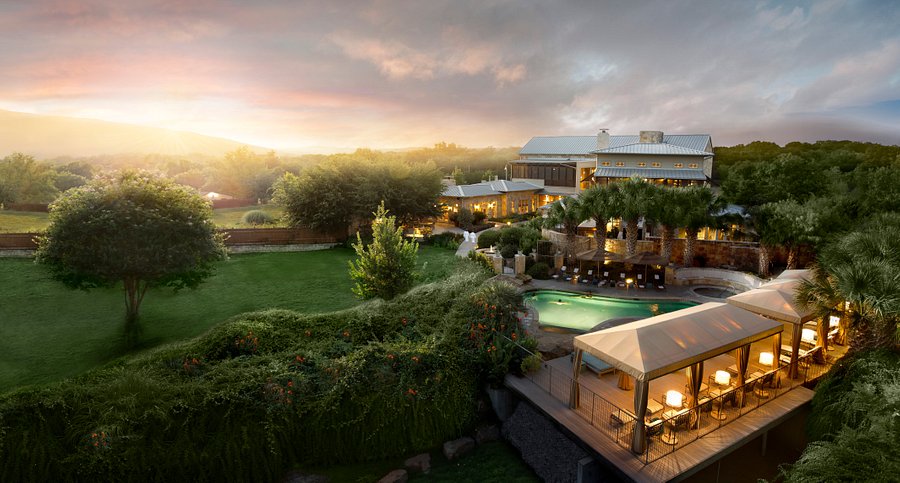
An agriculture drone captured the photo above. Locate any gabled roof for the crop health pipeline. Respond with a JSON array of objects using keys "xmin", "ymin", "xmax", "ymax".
[
  {"xmin": 574, "ymin": 302, "xmax": 783, "ymax": 382},
  {"xmin": 726, "ymin": 282, "xmax": 815, "ymax": 325},
  {"xmin": 441, "ymin": 179, "xmax": 542, "ymax": 198},
  {"xmin": 593, "ymin": 143, "xmax": 712, "ymax": 156},
  {"xmin": 520, "ymin": 134, "xmax": 712, "ymax": 156},
  {"xmin": 594, "ymin": 167, "xmax": 707, "ymax": 180}
]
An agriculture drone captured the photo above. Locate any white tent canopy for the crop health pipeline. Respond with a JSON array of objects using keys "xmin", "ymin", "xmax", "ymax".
[
  {"xmin": 726, "ymin": 283, "xmax": 815, "ymax": 325},
  {"xmin": 573, "ymin": 302, "xmax": 784, "ymax": 382}
]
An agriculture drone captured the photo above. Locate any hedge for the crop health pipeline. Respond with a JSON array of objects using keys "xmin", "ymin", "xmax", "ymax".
[{"xmin": 0, "ymin": 263, "xmax": 528, "ymax": 482}]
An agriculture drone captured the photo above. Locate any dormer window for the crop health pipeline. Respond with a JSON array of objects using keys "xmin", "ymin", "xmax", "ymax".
[
  {"xmin": 637, "ymin": 162, "xmax": 646, "ymax": 167},
  {"xmin": 615, "ymin": 162, "xmax": 625, "ymax": 167},
  {"xmin": 688, "ymin": 163, "xmax": 698, "ymax": 168},
  {"xmin": 651, "ymin": 162, "xmax": 661, "ymax": 168},
  {"xmin": 674, "ymin": 163, "xmax": 684, "ymax": 168},
  {"xmin": 601, "ymin": 161, "xmax": 611, "ymax": 167}
]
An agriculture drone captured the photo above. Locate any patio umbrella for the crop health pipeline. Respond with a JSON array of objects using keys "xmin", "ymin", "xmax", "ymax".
[
  {"xmin": 576, "ymin": 248, "xmax": 622, "ymax": 278},
  {"xmin": 624, "ymin": 251, "xmax": 669, "ymax": 285}
]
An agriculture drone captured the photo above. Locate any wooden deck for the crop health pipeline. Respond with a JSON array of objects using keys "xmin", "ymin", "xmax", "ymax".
[{"xmin": 506, "ymin": 358, "xmax": 815, "ymax": 482}]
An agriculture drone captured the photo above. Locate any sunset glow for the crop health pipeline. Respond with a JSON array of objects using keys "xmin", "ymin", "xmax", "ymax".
[{"xmin": 1, "ymin": 1, "xmax": 898, "ymax": 152}]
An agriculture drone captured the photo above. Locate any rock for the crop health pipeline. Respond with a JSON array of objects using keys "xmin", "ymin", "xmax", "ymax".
[
  {"xmin": 442, "ymin": 436, "xmax": 476, "ymax": 461},
  {"xmin": 377, "ymin": 469, "xmax": 408, "ymax": 483},
  {"xmin": 404, "ymin": 453, "xmax": 431, "ymax": 474},
  {"xmin": 281, "ymin": 470, "xmax": 328, "ymax": 483},
  {"xmin": 474, "ymin": 424, "xmax": 500, "ymax": 444}
]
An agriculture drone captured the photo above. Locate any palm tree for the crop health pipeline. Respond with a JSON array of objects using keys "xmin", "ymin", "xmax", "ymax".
[
  {"xmin": 612, "ymin": 177, "xmax": 653, "ymax": 257},
  {"xmin": 797, "ymin": 217, "xmax": 900, "ymax": 352},
  {"xmin": 645, "ymin": 185, "xmax": 682, "ymax": 264},
  {"xmin": 795, "ymin": 264, "xmax": 842, "ymax": 362},
  {"xmin": 543, "ymin": 195, "xmax": 585, "ymax": 262},
  {"xmin": 679, "ymin": 185, "xmax": 723, "ymax": 268},
  {"xmin": 579, "ymin": 184, "xmax": 618, "ymax": 254}
]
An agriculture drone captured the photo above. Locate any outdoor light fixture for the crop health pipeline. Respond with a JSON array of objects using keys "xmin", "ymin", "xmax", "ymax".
[
  {"xmin": 802, "ymin": 328, "xmax": 817, "ymax": 343},
  {"xmin": 714, "ymin": 370, "xmax": 731, "ymax": 386},
  {"xmin": 661, "ymin": 390, "xmax": 684, "ymax": 445},
  {"xmin": 759, "ymin": 352, "xmax": 774, "ymax": 367},
  {"xmin": 829, "ymin": 315, "xmax": 840, "ymax": 327}
]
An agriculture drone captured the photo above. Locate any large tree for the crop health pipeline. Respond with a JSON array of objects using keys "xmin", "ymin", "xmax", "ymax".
[
  {"xmin": 348, "ymin": 202, "xmax": 418, "ymax": 300},
  {"xmin": 678, "ymin": 185, "xmax": 723, "ymax": 268},
  {"xmin": 579, "ymin": 184, "xmax": 618, "ymax": 254},
  {"xmin": 0, "ymin": 152, "xmax": 59, "ymax": 204},
  {"xmin": 645, "ymin": 185, "xmax": 682, "ymax": 264},
  {"xmin": 611, "ymin": 178, "xmax": 654, "ymax": 257},
  {"xmin": 543, "ymin": 195, "xmax": 585, "ymax": 261},
  {"xmin": 273, "ymin": 156, "xmax": 443, "ymax": 232},
  {"xmin": 36, "ymin": 172, "xmax": 227, "ymax": 333}
]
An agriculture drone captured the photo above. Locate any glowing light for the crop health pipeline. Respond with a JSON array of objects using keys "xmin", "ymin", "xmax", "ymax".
[
  {"xmin": 714, "ymin": 370, "xmax": 731, "ymax": 386},
  {"xmin": 759, "ymin": 352, "xmax": 774, "ymax": 367},
  {"xmin": 665, "ymin": 390, "xmax": 683, "ymax": 408}
]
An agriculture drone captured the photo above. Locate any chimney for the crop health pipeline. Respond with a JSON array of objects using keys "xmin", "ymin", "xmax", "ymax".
[
  {"xmin": 596, "ymin": 128, "xmax": 610, "ymax": 150},
  {"xmin": 639, "ymin": 131, "xmax": 664, "ymax": 143}
]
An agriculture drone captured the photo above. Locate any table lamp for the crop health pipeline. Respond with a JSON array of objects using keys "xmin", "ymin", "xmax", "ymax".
[
  {"xmin": 714, "ymin": 370, "xmax": 731, "ymax": 386},
  {"xmin": 665, "ymin": 390, "xmax": 683, "ymax": 409},
  {"xmin": 661, "ymin": 390, "xmax": 683, "ymax": 445},
  {"xmin": 758, "ymin": 352, "xmax": 774, "ymax": 367}
]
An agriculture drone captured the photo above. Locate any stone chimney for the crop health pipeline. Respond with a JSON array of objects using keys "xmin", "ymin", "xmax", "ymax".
[
  {"xmin": 596, "ymin": 128, "xmax": 610, "ymax": 150},
  {"xmin": 639, "ymin": 130, "xmax": 664, "ymax": 143}
]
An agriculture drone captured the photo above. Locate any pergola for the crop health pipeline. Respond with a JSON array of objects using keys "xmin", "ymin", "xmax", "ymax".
[
  {"xmin": 571, "ymin": 302, "xmax": 783, "ymax": 453},
  {"xmin": 727, "ymin": 274, "xmax": 815, "ymax": 377}
]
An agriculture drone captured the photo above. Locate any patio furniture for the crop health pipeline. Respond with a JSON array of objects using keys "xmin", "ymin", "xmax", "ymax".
[
  {"xmin": 709, "ymin": 370, "xmax": 733, "ymax": 420},
  {"xmin": 552, "ymin": 265, "xmax": 566, "ymax": 280},
  {"xmin": 574, "ymin": 352, "xmax": 614, "ymax": 376},
  {"xmin": 617, "ymin": 272, "xmax": 626, "ymax": 288},
  {"xmin": 567, "ymin": 267, "xmax": 580, "ymax": 282},
  {"xmin": 660, "ymin": 390, "xmax": 685, "ymax": 445},
  {"xmin": 654, "ymin": 273, "xmax": 665, "ymax": 290},
  {"xmin": 598, "ymin": 271, "xmax": 610, "ymax": 287},
  {"xmin": 581, "ymin": 269, "xmax": 594, "ymax": 284},
  {"xmin": 637, "ymin": 274, "xmax": 646, "ymax": 289}
]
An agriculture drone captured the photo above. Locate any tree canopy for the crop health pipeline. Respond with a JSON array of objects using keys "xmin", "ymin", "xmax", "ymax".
[
  {"xmin": 272, "ymin": 155, "xmax": 443, "ymax": 232},
  {"xmin": 36, "ymin": 171, "xmax": 227, "ymax": 328},
  {"xmin": 348, "ymin": 202, "xmax": 418, "ymax": 300}
]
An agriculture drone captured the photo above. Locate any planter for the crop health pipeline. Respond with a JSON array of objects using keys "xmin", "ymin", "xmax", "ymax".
[{"xmin": 485, "ymin": 385, "xmax": 516, "ymax": 422}]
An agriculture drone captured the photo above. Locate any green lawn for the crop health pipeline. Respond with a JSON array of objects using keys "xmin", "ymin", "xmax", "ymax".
[
  {"xmin": 0, "ymin": 206, "xmax": 286, "ymax": 233},
  {"xmin": 0, "ymin": 246, "xmax": 459, "ymax": 392},
  {"xmin": 0, "ymin": 210, "xmax": 48, "ymax": 233}
]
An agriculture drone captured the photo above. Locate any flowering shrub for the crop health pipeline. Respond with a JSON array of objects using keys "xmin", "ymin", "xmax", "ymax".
[
  {"xmin": 85, "ymin": 431, "xmax": 110, "ymax": 450},
  {"xmin": 181, "ymin": 356, "xmax": 204, "ymax": 376},
  {"xmin": 263, "ymin": 378, "xmax": 295, "ymax": 407},
  {"xmin": 234, "ymin": 330, "xmax": 259, "ymax": 355}
]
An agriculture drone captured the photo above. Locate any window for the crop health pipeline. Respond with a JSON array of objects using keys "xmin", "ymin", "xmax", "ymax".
[
  {"xmin": 651, "ymin": 162, "xmax": 661, "ymax": 168},
  {"xmin": 637, "ymin": 162, "xmax": 646, "ymax": 167},
  {"xmin": 674, "ymin": 163, "xmax": 684, "ymax": 168},
  {"xmin": 688, "ymin": 163, "xmax": 698, "ymax": 168},
  {"xmin": 601, "ymin": 161, "xmax": 611, "ymax": 167},
  {"xmin": 615, "ymin": 162, "xmax": 625, "ymax": 167}
]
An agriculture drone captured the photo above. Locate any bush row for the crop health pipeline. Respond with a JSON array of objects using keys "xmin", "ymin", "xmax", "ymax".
[{"xmin": 0, "ymin": 263, "xmax": 529, "ymax": 482}]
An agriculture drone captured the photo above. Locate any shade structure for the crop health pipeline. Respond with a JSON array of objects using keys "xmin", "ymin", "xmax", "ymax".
[
  {"xmin": 575, "ymin": 247, "xmax": 622, "ymax": 262},
  {"xmin": 623, "ymin": 251, "xmax": 669, "ymax": 266},
  {"xmin": 769, "ymin": 269, "xmax": 812, "ymax": 283},
  {"xmin": 726, "ymin": 284, "xmax": 815, "ymax": 324},
  {"xmin": 573, "ymin": 302, "xmax": 784, "ymax": 382}
]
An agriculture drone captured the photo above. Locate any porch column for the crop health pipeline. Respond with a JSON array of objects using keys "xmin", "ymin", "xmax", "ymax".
[
  {"xmin": 790, "ymin": 323, "xmax": 802, "ymax": 378},
  {"xmin": 631, "ymin": 378, "xmax": 650, "ymax": 454},
  {"xmin": 570, "ymin": 349, "xmax": 583, "ymax": 409}
]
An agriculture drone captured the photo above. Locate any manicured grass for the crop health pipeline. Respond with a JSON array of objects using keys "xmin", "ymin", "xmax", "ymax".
[
  {"xmin": 0, "ymin": 210, "xmax": 48, "ymax": 233},
  {"xmin": 210, "ymin": 205, "xmax": 285, "ymax": 228},
  {"xmin": 0, "ymin": 206, "xmax": 286, "ymax": 232},
  {"xmin": 0, "ymin": 246, "xmax": 459, "ymax": 392},
  {"xmin": 302, "ymin": 441, "xmax": 538, "ymax": 483}
]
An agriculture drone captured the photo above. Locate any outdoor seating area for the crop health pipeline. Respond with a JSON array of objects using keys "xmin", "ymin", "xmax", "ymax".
[{"xmin": 553, "ymin": 249, "xmax": 668, "ymax": 291}]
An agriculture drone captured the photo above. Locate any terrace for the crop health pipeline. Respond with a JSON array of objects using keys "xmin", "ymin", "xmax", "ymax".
[{"xmin": 506, "ymin": 299, "xmax": 840, "ymax": 482}]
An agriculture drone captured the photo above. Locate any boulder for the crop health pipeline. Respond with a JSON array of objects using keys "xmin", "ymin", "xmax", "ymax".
[
  {"xmin": 404, "ymin": 453, "xmax": 431, "ymax": 474},
  {"xmin": 474, "ymin": 425, "xmax": 500, "ymax": 444},
  {"xmin": 377, "ymin": 469, "xmax": 408, "ymax": 483},
  {"xmin": 442, "ymin": 436, "xmax": 475, "ymax": 461}
]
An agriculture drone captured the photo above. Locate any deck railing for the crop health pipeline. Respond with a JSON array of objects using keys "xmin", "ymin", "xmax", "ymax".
[{"xmin": 515, "ymin": 346, "xmax": 833, "ymax": 465}]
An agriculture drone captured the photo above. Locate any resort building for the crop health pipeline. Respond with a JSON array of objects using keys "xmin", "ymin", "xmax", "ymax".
[{"xmin": 440, "ymin": 129, "xmax": 714, "ymax": 220}]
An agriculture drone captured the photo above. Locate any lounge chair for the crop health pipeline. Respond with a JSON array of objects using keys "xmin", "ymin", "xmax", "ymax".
[
  {"xmin": 567, "ymin": 267, "xmax": 580, "ymax": 281},
  {"xmin": 617, "ymin": 272, "xmax": 626, "ymax": 288},
  {"xmin": 654, "ymin": 273, "xmax": 665, "ymax": 290},
  {"xmin": 581, "ymin": 269, "xmax": 594, "ymax": 284},
  {"xmin": 598, "ymin": 271, "xmax": 610, "ymax": 287},
  {"xmin": 637, "ymin": 274, "xmax": 646, "ymax": 289},
  {"xmin": 573, "ymin": 351, "xmax": 614, "ymax": 376},
  {"xmin": 553, "ymin": 265, "xmax": 567, "ymax": 280}
]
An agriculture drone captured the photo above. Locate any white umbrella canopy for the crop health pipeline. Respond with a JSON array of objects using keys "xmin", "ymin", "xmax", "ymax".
[
  {"xmin": 726, "ymin": 285, "xmax": 815, "ymax": 324},
  {"xmin": 573, "ymin": 302, "xmax": 784, "ymax": 382}
]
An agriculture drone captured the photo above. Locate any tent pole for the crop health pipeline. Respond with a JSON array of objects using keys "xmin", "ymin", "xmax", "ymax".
[{"xmin": 570, "ymin": 349, "xmax": 583, "ymax": 409}]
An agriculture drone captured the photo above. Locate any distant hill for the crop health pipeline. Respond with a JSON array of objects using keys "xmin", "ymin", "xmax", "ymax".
[{"xmin": 0, "ymin": 109, "xmax": 267, "ymax": 158}]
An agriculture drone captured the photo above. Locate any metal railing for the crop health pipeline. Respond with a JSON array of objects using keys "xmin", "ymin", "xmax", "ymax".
[{"xmin": 515, "ymin": 346, "xmax": 834, "ymax": 465}]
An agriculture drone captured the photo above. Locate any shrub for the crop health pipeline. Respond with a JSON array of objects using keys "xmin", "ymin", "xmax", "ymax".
[
  {"xmin": 499, "ymin": 244, "xmax": 517, "ymax": 259},
  {"xmin": 520, "ymin": 353, "xmax": 543, "ymax": 374},
  {"xmin": 476, "ymin": 230, "xmax": 501, "ymax": 249},
  {"xmin": 472, "ymin": 211, "xmax": 487, "ymax": 225},
  {"xmin": 425, "ymin": 232, "xmax": 462, "ymax": 250},
  {"xmin": 456, "ymin": 208, "xmax": 474, "ymax": 230},
  {"xmin": 526, "ymin": 262, "xmax": 550, "ymax": 279},
  {"xmin": 242, "ymin": 209, "xmax": 275, "ymax": 225},
  {"xmin": 467, "ymin": 250, "xmax": 493, "ymax": 272},
  {"xmin": 0, "ymin": 264, "xmax": 525, "ymax": 481}
]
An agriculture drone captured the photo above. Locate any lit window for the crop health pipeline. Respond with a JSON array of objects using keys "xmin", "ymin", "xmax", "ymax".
[
  {"xmin": 651, "ymin": 162, "xmax": 661, "ymax": 168},
  {"xmin": 674, "ymin": 163, "xmax": 683, "ymax": 168},
  {"xmin": 601, "ymin": 162, "xmax": 611, "ymax": 167},
  {"xmin": 688, "ymin": 163, "xmax": 698, "ymax": 168},
  {"xmin": 637, "ymin": 162, "xmax": 646, "ymax": 167},
  {"xmin": 615, "ymin": 162, "xmax": 625, "ymax": 167}
]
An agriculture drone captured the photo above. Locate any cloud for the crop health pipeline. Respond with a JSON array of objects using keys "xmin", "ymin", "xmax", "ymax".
[{"xmin": 0, "ymin": 0, "xmax": 898, "ymax": 151}]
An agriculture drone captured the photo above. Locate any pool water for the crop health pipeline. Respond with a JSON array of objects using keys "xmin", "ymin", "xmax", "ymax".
[{"xmin": 523, "ymin": 290, "xmax": 697, "ymax": 333}]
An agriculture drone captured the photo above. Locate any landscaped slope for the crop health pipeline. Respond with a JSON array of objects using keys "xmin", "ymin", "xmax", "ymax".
[{"xmin": 0, "ymin": 263, "xmax": 528, "ymax": 482}]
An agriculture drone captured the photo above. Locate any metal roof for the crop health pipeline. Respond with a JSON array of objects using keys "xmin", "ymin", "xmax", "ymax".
[
  {"xmin": 593, "ymin": 143, "xmax": 711, "ymax": 156},
  {"xmin": 441, "ymin": 179, "xmax": 543, "ymax": 198},
  {"xmin": 594, "ymin": 167, "xmax": 707, "ymax": 180},
  {"xmin": 510, "ymin": 157, "xmax": 594, "ymax": 164},
  {"xmin": 520, "ymin": 134, "xmax": 712, "ymax": 156}
]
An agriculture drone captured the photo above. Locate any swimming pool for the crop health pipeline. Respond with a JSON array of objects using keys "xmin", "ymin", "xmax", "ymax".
[{"xmin": 523, "ymin": 290, "xmax": 697, "ymax": 333}]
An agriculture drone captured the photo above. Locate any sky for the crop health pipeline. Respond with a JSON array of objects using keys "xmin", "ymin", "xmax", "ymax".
[{"xmin": 0, "ymin": 0, "xmax": 898, "ymax": 153}]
